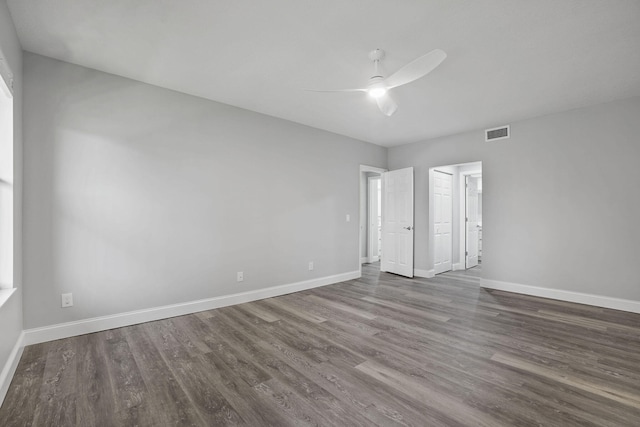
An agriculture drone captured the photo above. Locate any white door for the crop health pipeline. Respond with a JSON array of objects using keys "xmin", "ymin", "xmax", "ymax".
[
  {"xmin": 368, "ymin": 176, "xmax": 381, "ymax": 263},
  {"xmin": 381, "ymin": 167, "xmax": 414, "ymax": 277},
  {"xmin": 466, "ymin": 176, "xmax": 480, "ymax": 269},
  {"xmin": 433, "ymin": 171, "xmax": 452, "ymax": 274}
]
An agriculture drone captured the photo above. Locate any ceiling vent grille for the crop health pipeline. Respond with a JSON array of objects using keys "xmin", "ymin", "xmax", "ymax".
[{"xmin": 485, "ymin": 125, "xmax": 510, "ymax": 142}]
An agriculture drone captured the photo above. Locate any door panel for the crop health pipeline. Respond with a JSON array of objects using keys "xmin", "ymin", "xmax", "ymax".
[
  {"xmin": 466, "ymin": 176, "xmax": 479, "ymax": 268},
  {"xmin": 381, "ymin": 167, "xmax": 414, "ymax": 277},
  {"xmin": 433, "ymin": 171, "xmax": 452, "ymax": 274}
]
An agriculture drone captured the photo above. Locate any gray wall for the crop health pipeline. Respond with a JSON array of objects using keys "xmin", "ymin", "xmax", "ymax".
[
  {"xmin": 389, "ymin": 96, "xmax": 640, "ymax": 301},
  {"xmin": 22, "ymin": 53, "xmax": 386, "ymax": 329},
  {"xmin": 0, "ymin": 0, "xmax": 23, "ymax": 383}
]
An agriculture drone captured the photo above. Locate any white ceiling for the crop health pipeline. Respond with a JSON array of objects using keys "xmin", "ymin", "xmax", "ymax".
[{"xmin": 7, "ymin": 0, "xmax": 640, "ymax": 147}]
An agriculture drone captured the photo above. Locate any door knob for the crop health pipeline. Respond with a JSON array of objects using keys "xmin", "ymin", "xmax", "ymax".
[{"xmin": 403, "ymin": 226, "xmax": 413, "ymax": 231}]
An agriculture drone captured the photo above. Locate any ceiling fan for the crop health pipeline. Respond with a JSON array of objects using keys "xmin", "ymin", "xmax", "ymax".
[{"xmin": 309, "ymin": 48, "xmax": 447, "ymax": 117}]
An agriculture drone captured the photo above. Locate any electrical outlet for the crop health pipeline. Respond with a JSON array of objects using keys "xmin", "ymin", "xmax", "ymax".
[
  {"xmin": 237, "ymin": 271, "xmax": 244, "ymax": 282},
  {"xmin": 346, "ymin": 214, "xmax": 351, "ymax": 222},
  {"xmin": 61, "ymin": 293, "xmax": 73, "ymax": 308},
  {"xmin": 308, "ymin": 261, "xmax": 314, "ymax": 271}
]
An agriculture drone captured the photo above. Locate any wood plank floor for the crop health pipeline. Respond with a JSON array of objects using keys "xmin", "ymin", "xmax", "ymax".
[{"xmin": 2, "ymin": 264, "xmax": 640, "ymax": 426}]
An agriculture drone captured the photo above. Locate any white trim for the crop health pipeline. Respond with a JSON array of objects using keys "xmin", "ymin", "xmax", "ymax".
[
  {"xmin": 481, "ymin": 279, "xmax": 640, "ymax": 314},
  {"xmin": 452, "ymin": 263, "xmax": 463, "ymax": 271},
  {"xmin": 0, "ymin": 331, "xmax": 24, "ymax": 406},
  {"xmin": 360, "ymin": 166, "xmax": 387, "ymax": 173},
  {"xmin": 368, "ymin": 256, "xmax": 379, "ymax": 263},
  {"xmin": 23, "ymin": 270, "xmax": 360, "ymax": 346},
  {"xmin": 414, "ymin": 269, "xmax": 435, "ymax": 279},
  {"xmin": 360, "ymin": 257, "xmax": 368, "ymax": 264}
]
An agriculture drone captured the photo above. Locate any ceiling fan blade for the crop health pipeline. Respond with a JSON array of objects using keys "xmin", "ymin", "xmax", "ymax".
[
  {"xmin": 376, "ymin": 94, "xmax": 398, "ymax": 116},
  {"xmin": 305, "ymin": 88, "xmax": 367, "ymax": 93},
  {"xmin": 384, "ymin": 49, "xmax": 447, "ymax": 89}
]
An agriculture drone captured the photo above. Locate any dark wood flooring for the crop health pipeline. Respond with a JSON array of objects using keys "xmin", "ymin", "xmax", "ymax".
[{"xmin": 2, "ymin": 264, "xmax": 640, "ymax": 426}]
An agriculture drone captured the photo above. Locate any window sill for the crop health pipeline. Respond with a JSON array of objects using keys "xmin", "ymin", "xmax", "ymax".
[{"xmin": 0, "ymin": 288, "xmax": 16, "ymax": 310}]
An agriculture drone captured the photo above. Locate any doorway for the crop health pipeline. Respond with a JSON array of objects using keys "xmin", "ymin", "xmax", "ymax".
[
  {"xmin": 367, "ymin": 176, "xmax": 382, "ymax": 263},
  {"xmin": 359, "ymin": 165, "xmax": 415, "ymax": 278},
  {"xmin": 428, "ymin": 162, "xmax": 482, "ymax": 275},
  {"xmin": 465, "ymin": 174, "xmax": 482, "ymax": 269},
  {"xmin": 359, "ymin": 165, "xmax": 385, "ymax": 268}
]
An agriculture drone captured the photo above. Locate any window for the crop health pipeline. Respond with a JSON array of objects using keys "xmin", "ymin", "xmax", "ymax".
[{"xmin": 0, "ymin": 57, "xmax": 14, "ymax": 291}]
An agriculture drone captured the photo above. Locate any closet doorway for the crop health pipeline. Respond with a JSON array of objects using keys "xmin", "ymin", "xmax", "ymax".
[{"xmin": 428, "ymin": 161, "xmax": 482, "ymax": 275}]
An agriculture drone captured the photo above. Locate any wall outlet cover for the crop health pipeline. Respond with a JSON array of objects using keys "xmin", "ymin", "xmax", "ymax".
[{"xmin": 61, "ymin": 293, "xmax": 73, "ymax": 308}]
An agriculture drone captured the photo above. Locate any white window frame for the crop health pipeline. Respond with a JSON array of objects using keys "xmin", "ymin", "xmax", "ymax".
[{"xmin": 0, "ymin": 55, "xmax": 14, "ymax": 298}]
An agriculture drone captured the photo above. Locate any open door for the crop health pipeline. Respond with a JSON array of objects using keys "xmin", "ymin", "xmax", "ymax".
[
  {"xmin": 465, "ymin": 175, "xmax": 479, "ymax": 268},
  {"xmin": 381, "ymin": 167, "xmax": 414, "ymax": 277},
  {"xmin": 433, "ymin": 170, "xmax": 453, "ymax": 274}
]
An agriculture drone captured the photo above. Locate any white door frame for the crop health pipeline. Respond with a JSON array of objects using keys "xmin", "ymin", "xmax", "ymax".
[
  {"xmin": 359, "ymin": 165, "xmax": 387, "ymax": 276},
  {"xmin": 428, "ymin": 162, "xmax": 482, "ymax": 277},
  {"xmin": 458, "ymin": 169, "xmax": 482, "ymax": 269},
  {"xmin": 367, "ymin": 176, "xmax": 381, "ymax": 263}
]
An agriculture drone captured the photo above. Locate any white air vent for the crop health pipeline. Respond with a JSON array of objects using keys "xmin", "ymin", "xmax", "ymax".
[{"xmin": 485, "ymin": 125, "xmax": 510, "ymax": 142}]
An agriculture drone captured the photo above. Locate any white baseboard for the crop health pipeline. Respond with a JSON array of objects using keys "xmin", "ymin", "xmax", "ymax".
[
  {"xmin": 481, "ymin": 279, "xmax": 640, "ymax": 314},
  {"xmin": 414, "ymin": 269, "xmax": 435, "ymax": 279},
  {"xmin": 0, "ymin": 331, "xmax": 25, "ymax": 407},
  {"xmin": 452, "ymin": 263, "xmax": 463, "ymax": 271},
  {"xmin": 360, "ymin": 257, "xmax": 368, "ymax": 264},
  {"xmin": 23, "ymin": 270, "xmax": 360, "ymax": 347}
]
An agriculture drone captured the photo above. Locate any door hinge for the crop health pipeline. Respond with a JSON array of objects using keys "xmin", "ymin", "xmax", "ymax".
[
  {"xmin": 465, "ymin": 217, "xmax": 468, "ymax": 222},
  {"xmin": 465, "ymin": 251, "xmax": 468, "ymax": 256}
]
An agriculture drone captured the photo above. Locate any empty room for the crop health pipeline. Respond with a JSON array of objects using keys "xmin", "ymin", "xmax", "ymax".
[{"xmin": 1, "ymin": 1, "xmax": 639, "ymax": 426}]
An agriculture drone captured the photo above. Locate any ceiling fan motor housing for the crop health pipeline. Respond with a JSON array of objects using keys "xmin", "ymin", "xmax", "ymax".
[{"xmin": 368, "ymin": 48, "xmax": 385, "ymax": 62}]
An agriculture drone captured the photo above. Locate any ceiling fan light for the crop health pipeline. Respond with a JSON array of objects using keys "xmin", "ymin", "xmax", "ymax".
[{"xmin": 368, "ymin": 87, "xmax": 387, "ymax": 98}]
